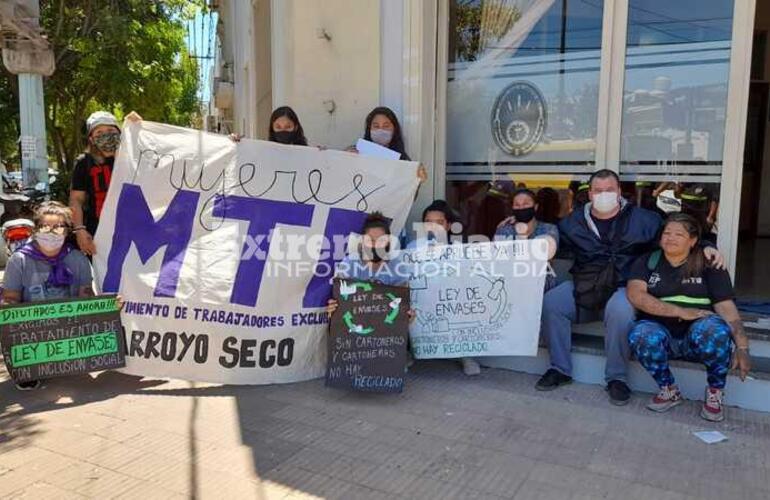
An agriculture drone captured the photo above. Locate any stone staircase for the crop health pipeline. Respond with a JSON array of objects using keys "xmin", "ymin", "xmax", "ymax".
[{"xmin": 482, "ymin": 319, "xmax": 770, "ymax": 412}]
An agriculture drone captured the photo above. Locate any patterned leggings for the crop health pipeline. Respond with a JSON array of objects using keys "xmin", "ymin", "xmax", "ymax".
[{"xmin": 628, "ymin": 315, "xmax": 732, "ymax": 389}]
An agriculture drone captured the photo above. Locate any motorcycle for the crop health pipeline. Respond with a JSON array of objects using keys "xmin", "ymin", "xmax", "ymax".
[
  {"xmin": 1, "ymin": 218, "xmax": 34, "ymax": 254},
  {"xmin": 0, "ymin": 173, "xmax": 55, "ymax": 259}
]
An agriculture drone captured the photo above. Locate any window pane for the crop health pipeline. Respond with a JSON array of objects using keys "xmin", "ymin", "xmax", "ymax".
[
  {"xmin": 621, "ymin": 180, "xmax": 720, "ymax": 243},
  {"xmin": 620, "ymin": 0, "xmax": 735, "ymax": 171},
  {"xmin": 446, "ymin": 175, "xmax": 583, "ymax": 239},
  {"xmin": 446, "ymin": 0, "xmax": 605, "ymax": 178}
]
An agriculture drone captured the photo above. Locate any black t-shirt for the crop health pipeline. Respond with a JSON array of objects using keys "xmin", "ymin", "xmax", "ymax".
[
  {"xmin": 70, "ymin": 154, "xmax": 115, "ymax": 235},
  {"xmin": 590, "ymin": 213, "xmax": 617, "ymax": 242},
  {"xmin": 628, "ymin": 251, "xmax": 734, "ymax": 337}
]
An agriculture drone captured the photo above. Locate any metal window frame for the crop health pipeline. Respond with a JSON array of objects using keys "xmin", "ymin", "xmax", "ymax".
[{"xmin": 431, "ymin": 0, "xmax": 757, "ymax": 276}]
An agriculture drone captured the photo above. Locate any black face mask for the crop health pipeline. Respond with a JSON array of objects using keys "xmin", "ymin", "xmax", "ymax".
[
  {"xmin": 362, "ymin": 244, "xmax": 389, "ymax": 263},
  {"xmin": 273, "ymin": 130, "xmax": 297, "ymax": 144},
  {"xmin": 512, "ymin": 207, "xmax": 536, "ymax": 224}
]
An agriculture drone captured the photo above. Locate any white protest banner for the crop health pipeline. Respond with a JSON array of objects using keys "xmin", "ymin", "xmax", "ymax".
[
  {"xmin": 405, "ymin": 240, "xmax": 547, "ymax": 359},
  {"xmin": 93, "ymin": 121, "xmax": 419, "ymax": 384}
]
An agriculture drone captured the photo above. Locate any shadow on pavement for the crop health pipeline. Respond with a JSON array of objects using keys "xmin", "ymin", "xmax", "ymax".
[{"xmin": 0, "ymin": 365, "xmax": 168, "ymax": 453}]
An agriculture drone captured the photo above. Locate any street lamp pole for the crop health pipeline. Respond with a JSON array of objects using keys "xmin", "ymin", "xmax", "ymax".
[{"xmin": 0, "ymin": 0, "xmax": 54, "ymax": 191}]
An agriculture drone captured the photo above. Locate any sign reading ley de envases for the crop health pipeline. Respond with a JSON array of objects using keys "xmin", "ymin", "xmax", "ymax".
[
  {"xmin": 93, "ymin": 121, "xmax": 419, "ymax": 385},
  {"xmin": 0, "ymin": 295, "xmax": 125, "ymax": 383}
]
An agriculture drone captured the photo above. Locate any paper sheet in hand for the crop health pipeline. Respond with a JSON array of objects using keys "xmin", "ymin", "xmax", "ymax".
[{"xmin": 356, "ymin": 139, "xmax": 401, "ymax": 160}]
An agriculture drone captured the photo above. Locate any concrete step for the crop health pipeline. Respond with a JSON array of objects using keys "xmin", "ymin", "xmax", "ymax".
[
  {"xmin": 570, "ymin": 332, "xmax": 770, "ymax": 373},
  {"xmin": 481, "ymin": 334, "xmax": 770, "ymax": 412},
  {"xmin": 572, "ymin": 321, "xmax": 770, "ymax": 367}
]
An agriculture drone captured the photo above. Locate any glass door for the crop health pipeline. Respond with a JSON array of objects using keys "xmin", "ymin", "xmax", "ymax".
[
  {"xmin": 618, "ymin": 0, "xmax": 735, "ymax": 244},
  {"xmin": 437, "ymin": 0, "xmax": 753, "ymax": 273},
  {"xmin": 443, "ymin": 0, "xmax": 606, "ymax": 237}
]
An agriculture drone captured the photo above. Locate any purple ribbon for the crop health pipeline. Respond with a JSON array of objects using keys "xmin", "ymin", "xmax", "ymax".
[{"xmin": 18, "ymin": 242, "xmax": 75, "ymax": 287}]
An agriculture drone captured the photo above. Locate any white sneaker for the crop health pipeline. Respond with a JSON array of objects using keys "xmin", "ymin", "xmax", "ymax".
[
  {"xmin": 701, "ymin": 387, "xmax": 725, "ymax": 422},
  {"xmin": 461, "ymin": 357, "xmax": 481, "ymax": 376},
  {"xmin": 646, "ymin": 385, "xmax": 683, "ymax": 412}
]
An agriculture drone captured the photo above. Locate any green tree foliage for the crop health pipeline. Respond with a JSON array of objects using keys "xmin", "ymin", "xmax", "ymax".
[
  {"xmin": 0, "ymin": 72, "xmax": 20, "ymax": 168},
  {"xmin": 0, "ymin": 0, "xmax": 202, "ymax": 187},
  {"xmin": 450, "ymin": 0, "xmax": 521, "ymax": 63}
]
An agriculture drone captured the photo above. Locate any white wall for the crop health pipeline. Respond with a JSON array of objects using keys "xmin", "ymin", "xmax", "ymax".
[
  {"xmin": 272, "ymin": 0, "xmax": 381, "ymax": 149},
  {"xmin": 235, "ymin": 1, "xmax": 258, "ymax": 138},
  {"xmin": 216, "ymin": 0, "xmax": 259, "ymax": 138},
  {"xmin": 254, "ymin": 0, "xmax": 273, "ymax": 139},
  {"xmin": 380, "ymin": 0, "xmax": 404, "ymax": 118}
]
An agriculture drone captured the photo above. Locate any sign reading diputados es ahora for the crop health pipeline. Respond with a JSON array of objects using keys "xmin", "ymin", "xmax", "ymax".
[
  {"xmin": 93, "ymin": 121, "xmax": 419, "ymax": 384},
  {"xmin": 0, "ymin": 295, "xmax": 125, "ymax": 383}
]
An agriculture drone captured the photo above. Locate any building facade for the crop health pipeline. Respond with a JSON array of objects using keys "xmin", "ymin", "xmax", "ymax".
[{"xmin": 210, "ymin": 0, "xmax": 769, "ymax": 296}]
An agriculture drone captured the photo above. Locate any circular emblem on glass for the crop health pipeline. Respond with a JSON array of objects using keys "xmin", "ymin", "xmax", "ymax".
[{"xmin": 491, "ymin": 81, "xmax": 547, "ymax": 156}]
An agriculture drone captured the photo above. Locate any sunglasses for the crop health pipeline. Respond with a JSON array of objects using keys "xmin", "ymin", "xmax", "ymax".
[{"xmin": 37, "ymin": 223, "xmax": 70, "ymax": 235}]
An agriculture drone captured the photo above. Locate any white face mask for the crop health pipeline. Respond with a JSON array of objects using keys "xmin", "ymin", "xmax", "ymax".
[
  {"xmin": 35, "ymin": 232, "xmax": 66, "ymax": 252},
  {"xmin": 370, "ymin": 128, "xmax": 393, "ymax": 146},
  {"xmin": 592, "ymin": 191, "xmax": 620, "ymax": 214}
]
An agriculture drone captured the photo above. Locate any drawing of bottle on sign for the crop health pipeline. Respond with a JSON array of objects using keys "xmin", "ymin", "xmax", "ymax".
[
  {"xmin": 406, "ymin": 240, "xmax": 545, "ymax": 359},
  {"xmin": 326, "ymin": 278, "xmax": 410, "ymax": 393}
]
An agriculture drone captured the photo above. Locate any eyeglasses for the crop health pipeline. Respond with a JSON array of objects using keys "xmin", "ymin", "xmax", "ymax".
[{"xmin": 37, "ymin": 224, "xmax": 69, "ymax": 235}]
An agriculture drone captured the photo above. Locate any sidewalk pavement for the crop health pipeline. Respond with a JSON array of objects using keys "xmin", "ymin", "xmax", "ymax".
[{"xmin": 2, "ymin": 360, "xmax": 770, "ymax": 500}]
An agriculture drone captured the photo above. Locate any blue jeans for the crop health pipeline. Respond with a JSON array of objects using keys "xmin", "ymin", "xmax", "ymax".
[
  {"xmin": 541, "ymin": 281, "xmax": 635, "ymax": 382},
  {"xmin": 628, "ymin": 316, "xmax": 732, "ymax": 389}
]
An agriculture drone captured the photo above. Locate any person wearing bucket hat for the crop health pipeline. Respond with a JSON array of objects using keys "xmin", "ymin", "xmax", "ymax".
[{"xmin": 69, "ymin": 110, "xmax": 140, "ymax": 256}]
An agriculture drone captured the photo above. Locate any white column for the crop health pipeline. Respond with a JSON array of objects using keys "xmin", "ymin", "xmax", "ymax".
[
  {"xmin": 269, "ymin": 0, "xmax": 287, "ymax": 109},
  {"xmin": 595, "ymin": 0, "xmax": 628, "ymax": 172},
  {"xmin": 380, "ymin": 0, "xmax": 404, "ymax": 117},
  {"xmin": 719, "ymin": 0, "xmax": 757, "ymax": 276},
  {"xmin": 401, "ymin": 0, "xmax": 439, "ymax": 221}
]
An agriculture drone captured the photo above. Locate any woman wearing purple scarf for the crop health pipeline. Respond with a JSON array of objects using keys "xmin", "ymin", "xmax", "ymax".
[{"xmin": 2, "ymin": 202, "xmax": 94, "ymax": 391}]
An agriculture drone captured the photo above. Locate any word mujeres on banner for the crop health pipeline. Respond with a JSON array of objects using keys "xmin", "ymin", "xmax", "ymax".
[
  {"xmin": 92, "ymin": 121, "xmax": 419, "ymax": 384},
  {"xmin": 326, "ymin": 278, "xmax": 410, "ymax": 393},
  {"xmin": 0, "ymin": 295, "xmax": 125, "ymax": 383},
  {"xmin": 405, "ymin": 240, "xmax": 547, "ymax": 359}
]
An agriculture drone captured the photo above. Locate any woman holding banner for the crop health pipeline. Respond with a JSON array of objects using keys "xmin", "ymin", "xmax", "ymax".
[
  {"xmin": 69, "ymin": 111, "xmax": 141, "ymax": 256},
  {"xmin": 348, "ymin": 106, "xmax": 428, "ymax": 183},
  {"xmin": 406, "ymin": 200, "xmax": 483, "ymax": 376},
  {"xmin": 229, "ymin": 106, "xmax": 310, "ymax": 146},
  {"xmin": 327, "ymin": 212, "xmax": 416, "ymax": 367},
  {"xmin": 329, "ymin": 212, "xmax": 411, "ymax": 289},
  {"xmin": 327, "ymin": 212, "xmax": 414, "ymax": 314},
  {"xmin": 2, "ymin": 202, "xmax": 96, "ymax": 391},
  {"xmin": 268, "ymin": 106, "xmax": 309, "ymax": 146},
  {"xmin": 406, "ymin": 200, "xmax": 457, "ymax": 250}
]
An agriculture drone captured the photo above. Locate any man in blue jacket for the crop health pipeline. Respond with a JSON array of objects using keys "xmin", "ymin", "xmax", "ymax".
[{"xmin": 536, "ymin": 170, "xmax": 723, "ymax": 405}]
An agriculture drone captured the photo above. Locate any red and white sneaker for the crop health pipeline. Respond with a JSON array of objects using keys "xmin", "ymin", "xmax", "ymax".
[
  {"xmin": 701, "ymin": 387, "xmax": 725, "ymax": 422},
  {"xmin": 646, "ymin": 384, "xmax": 683, "ymax": 412}
]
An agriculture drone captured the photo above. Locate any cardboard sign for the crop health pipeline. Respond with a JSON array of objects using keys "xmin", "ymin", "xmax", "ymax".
[
  {"xmin": 405, "ymin": 240, "xmax": 546, "ymax": 358},
  {"xmin": 326, "ymin": 278, "xmax": 410, "ymax": 393},
  {"xmin": 0, "ymin": 295, "xmax": 125, "ymax": 383}
]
